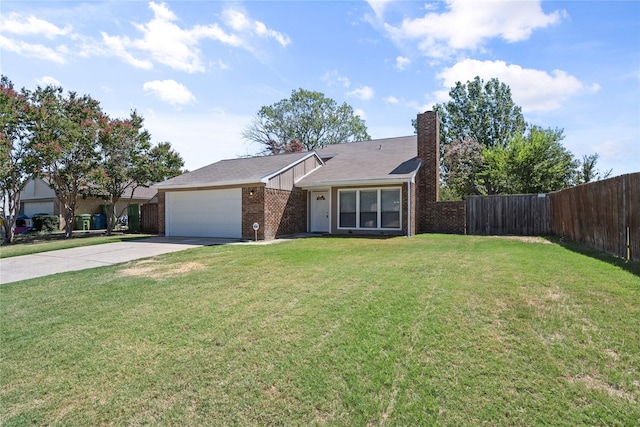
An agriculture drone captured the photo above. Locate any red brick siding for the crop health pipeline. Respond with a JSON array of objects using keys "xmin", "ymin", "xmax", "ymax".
[
  {"xmin": 242, "ymin": 186, "xmax": 265, "ymax": 240},
  {"xmin": 263, "ymin": 187, "xmax": 307, "ymax": 239},
  {"xmin": 158, "ymin": 191, "xmax": 166, "ymax": 235},
  {"xmin": 427, "ymin": 201, "xmax": 466, "ymax": 234},
  {"xmin": 416, "ymin": 111, "xmax": 440, "ymax": 233}
]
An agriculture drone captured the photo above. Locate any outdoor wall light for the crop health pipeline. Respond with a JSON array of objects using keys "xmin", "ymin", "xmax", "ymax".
[{"xmin": 249, "ymin": 188, "xmax": 255, "ymax": 197}]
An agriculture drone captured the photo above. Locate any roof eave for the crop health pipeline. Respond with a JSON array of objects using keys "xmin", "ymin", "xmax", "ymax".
[
  {"xmin": 152, "ymin": 179, "xmax": 264, "ymax": 191},
  {"xmin": 297, "ymin": 176, "xmax": 414, "ymax": 189}
]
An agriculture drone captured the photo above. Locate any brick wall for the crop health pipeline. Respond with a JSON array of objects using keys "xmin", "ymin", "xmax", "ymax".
[
  {"xmin": 158, "ymin": 191, "xmax": 166, "ymax": 235},
  {"xmin": 242, "ymin": 186, "xmax": 265, "ymax": 240},
  {"xmin": 263, "ymin": 188, "xmax": 307, "ymax": 239},
  {"xmin": 427, "ymin": 201, "xmax": 466, "ymax": 234}
]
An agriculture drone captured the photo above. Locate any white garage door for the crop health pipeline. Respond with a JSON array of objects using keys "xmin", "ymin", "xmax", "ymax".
[
  {"xmin": 23, "ymin": 201, "xmax": 54, "ymax": 217},
  {"xmin": 165, "ymin": 189, "xmax": 242, "ymax": 238}
]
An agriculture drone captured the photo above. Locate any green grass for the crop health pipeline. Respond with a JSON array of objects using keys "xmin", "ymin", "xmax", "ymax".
[
  {"xmin": 0, "ymin": 233, "xmax": 153, "ymax": 258},
  {"xmin": 1, "ymin": 235, "xmax": 638, "ymax": 426}
]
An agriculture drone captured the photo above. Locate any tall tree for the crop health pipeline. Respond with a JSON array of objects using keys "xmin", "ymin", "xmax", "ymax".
[
  {"xmin": 142, "ymin": 141, "xmax": 185, "ymax": 183},
  {"xmin": 504, "ymin": 127, "xmax": 578, "ymax": 193},
  {"xmin": 243, "ymin": 88, "xmax": 370, "ymax": 153},
  {"xmin": 434, "ymin": 76, "xmax": 526, "ymax": 150},
  {"xmin": 443, "ymin": 127, "xmax": 580, "ymax": 196},
  {"xmin": 94, "ymin": 111, "xmax": 151, "ymax": 235},
  {"xmin": 0, "ymin": 76, "xmax": 40, "ymax": 244},
  {"xmin": 31, "ymin": 86, "xmax": 105, "ymax": 238},
  {"xmin": 578, "ymin": 153, "xmax": 612, "ymax": 184}
]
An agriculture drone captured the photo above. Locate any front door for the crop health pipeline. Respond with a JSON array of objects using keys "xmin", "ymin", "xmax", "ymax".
[{"xmin": 311, "ymin": 191, "xmax": 330, "ymax": 232}]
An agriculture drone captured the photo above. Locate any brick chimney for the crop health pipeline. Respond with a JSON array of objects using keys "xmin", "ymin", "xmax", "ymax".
[{"xmin": 415, "ymin": 111, "xmax": 440, "ymax": 233}]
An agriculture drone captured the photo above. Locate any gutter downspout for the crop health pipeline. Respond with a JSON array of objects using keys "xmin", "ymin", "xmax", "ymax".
[{"xmin": 407, "ymin": 181, "xmax": 412, "ymax": 237}]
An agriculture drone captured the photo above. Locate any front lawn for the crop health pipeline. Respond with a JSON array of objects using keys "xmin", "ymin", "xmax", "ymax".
[{"xmin": 1, "ymin": 235, "xmax": 638, "ymax": 425}]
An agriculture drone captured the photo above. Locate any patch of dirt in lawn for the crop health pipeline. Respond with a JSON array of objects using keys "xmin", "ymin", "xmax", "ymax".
[
  {"xmin": 120, "ymin": 260, "xmax": 205, "ymax": 279},
  {"xmin": 566, "ymin": 374, "xmax": 637, "ymax": 403},
  {"xmin": 489, "ymin": 236, "xmax": 552, "ymax": 244}
]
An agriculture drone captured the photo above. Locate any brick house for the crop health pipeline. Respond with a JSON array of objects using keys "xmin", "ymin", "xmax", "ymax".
[{"xmin": 154, "ymin": 111, "xmax": 463, "ymax": 240}]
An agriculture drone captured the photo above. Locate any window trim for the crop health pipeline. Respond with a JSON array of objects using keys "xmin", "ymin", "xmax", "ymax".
[{"xmin": 337, "ymin": 187, "xmax": 402, "ymax": 231}]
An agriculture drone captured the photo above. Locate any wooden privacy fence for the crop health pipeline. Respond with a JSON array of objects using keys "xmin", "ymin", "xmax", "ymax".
[
  {"xmin": 466, "ymin": 194, "xmax": 550, "ymax": 236},
  {"xmin": 549, "ymin": 173, "xmax": 639, "ymax": 262},
  {"xmin": 140, "ymin": 203, "xmax": 159, "ymax": 234},
  {"xmin": 463, "ymin": 173, "xmax": 639, "ymax": 261}
]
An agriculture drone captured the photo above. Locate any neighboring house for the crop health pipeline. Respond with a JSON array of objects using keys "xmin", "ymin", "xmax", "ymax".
[
  {"xmin": 20, "ymin": 179, "xmax": 157, "ymax": 230},
  {"xmin": 154, "ymin": 111, "xmax": 444, "ymax": 240}
]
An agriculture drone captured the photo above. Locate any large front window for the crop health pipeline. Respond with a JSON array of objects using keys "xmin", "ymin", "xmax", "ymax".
[{"xmin": 338, "ymin": 188, "xmax": 401, "ymax": 230}]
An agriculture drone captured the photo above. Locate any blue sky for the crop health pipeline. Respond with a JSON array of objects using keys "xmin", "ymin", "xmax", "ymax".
[{"xmin": 1, "ymin": 0, "xmax": 638, "ymax": 175}]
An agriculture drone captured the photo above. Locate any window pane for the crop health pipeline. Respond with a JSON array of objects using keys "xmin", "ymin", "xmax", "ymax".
[
  {"xmin": 381, "ymin": 189, "xmax": 400, "ymax": 228},
  {"xmin": 340, "ymin": 191, "xmax": 356, "ymax": 212},
  {"xmin": 340, "ymin": 191, "xmax": 356, "ymax": 228},
  {"xmin": 381, "ymin": 189, "xmax": 400, "ymax": 211},
  {"xmin": 381, "ymin": 212, "xmax": 400, "ymax": 228},
  {"xmin": 360, "ymin": 190, "xmax": 377, "ymax": 228},
  {"xmin": 360, "ymin": 190, "xmax": 377, "ymax": 212}
]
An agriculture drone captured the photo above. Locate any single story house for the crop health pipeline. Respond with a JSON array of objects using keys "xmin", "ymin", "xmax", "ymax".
[
  {"xmin": 19, "ymin": 178, "xmax": 157, "ymax": 230},
  {"xmin": 153, "ymin": 111, "xmax": 443, "ymax": 240}
]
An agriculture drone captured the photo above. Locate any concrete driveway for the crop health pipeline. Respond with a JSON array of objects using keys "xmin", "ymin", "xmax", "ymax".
[{"xmin": 0, "ymin": 236, "xmax": 239, "ymax": 285}]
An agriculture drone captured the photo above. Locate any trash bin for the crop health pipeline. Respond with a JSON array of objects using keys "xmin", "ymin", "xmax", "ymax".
[
  {"xmin": 128, "ymin": 204, "xmax": 140, "ymax": 233},
  {"xmin": 75, "ymin": 214, "xmax": 91, "ymax": 231},
  {"xmin": 92, "ymin": 213, "xmax": 106, "ymax": 230}
]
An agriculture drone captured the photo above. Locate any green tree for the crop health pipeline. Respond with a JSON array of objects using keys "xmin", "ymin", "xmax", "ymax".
[
  {"xmin": 0, "ymin": 76, "xmax": 40, "ymax": 244},
  {"xmin": 243, "ymin": 88, "xmax": 370, "ymax": 153},
  {"xmin": 577, "ymin": 153, "xmax": 612, "ymax": 184},
  {"xmin": 31, "ymin": 85, "xmax": 105, "ymax": 238},
  {"xmin": 443, "ymin": 127, "xmax": 579, "ymax": 195},
  {"xmin": 94, "ymin": 111, "xmax": 151, "ymax": 234},
  {"xmin": 143, "ymin": 141, "xmax": 185, "ymax": 183},
  {"xmin": 434, "ymin": 76, "xmax": 526, "ymax": 150},
  {"xmin": 504, "ymin": 127, "xmax": 578, "ymax": 193}
]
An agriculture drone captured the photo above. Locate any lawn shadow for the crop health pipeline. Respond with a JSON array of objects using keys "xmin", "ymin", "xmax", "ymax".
[{"xmin": 544, "ymin": 236, "xmax": 640, "ymax": 278}]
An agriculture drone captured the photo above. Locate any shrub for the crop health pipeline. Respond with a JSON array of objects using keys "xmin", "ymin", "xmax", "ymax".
[{"xmin": 32, "ymin": 215, "xmax": 60, "ymax": 232}]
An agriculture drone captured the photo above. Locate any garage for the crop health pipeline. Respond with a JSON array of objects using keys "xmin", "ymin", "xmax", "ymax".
[
  {"xmin": 22, "ymin": 200, "xmax": 55, "ymax": 217},
  {"xmin": 165, "ymin": 189, "xmax": 242, "ymax": 238}
]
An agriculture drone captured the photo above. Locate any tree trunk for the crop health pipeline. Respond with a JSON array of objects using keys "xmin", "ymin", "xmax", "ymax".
[{"xmin": 63, "ymin": 198, "xmax": 76, "ymax": 238}]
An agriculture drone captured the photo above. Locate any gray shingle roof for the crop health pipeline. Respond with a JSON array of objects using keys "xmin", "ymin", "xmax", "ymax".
[
  {"xmin": 154, "ymin": 151, "xmax": 314, "ymax": 189},
  {"xmin": 154, "ymin": 136, "xmax": 419, "ymax": 190},
  {"xmin": 296, "ymin": 136, "xmax": 420, "ymax": 187}
]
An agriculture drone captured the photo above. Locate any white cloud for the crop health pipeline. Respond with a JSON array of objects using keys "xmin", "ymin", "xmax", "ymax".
[
  {"xmin": 395, "ymin": 55, "xmax": 410, "ymax": 71},
  {"xmin": 436, "ymin": 59, "xmax": 598, "ymax": 113},
  {"xmin": 36, "ymin": 76, "xmax": 61, "ymax": 87},
  {"xmin": 223, "ymin": 9, "xmax": 291, "ymax": 47},
  {"xmin": 101, "ymin": 2, "xmax": 289, "ymax": 73},
  {"xmin": 377, "ymin": 0, "xmax": 565, "ymax": 58},
  {"xmin": 103, "ymin": 1, "xmax": 236, "ymax": 73},
  {"xmin": 347, "ymin": 85, "xmax": 375, "ymax": 101},
  {"xmin": 0, "ymin": 34, "xmax": 66, "ymax": 63},
  {"xmin": 102, "ymin": 33, "xmax": 153, "ymax": 69},
  {"xmin": 354, "ymin": 108, "xmax": 367, "ymax": 119},
  {"xmin": 383, "ymin": 95, "xmax": 399, "ymax": 104},
  {"xmin": 321, "ymin": 70, "xmax": 351, "ymax": 88},
  {"xmin": 0, "ymin": 13, "xmax": 72, "ymax": 39},
  {"xmin": 143, "ymin": 79, "xmax": 196, "ymax": 107},
  {"xmin": 366, "ymin": 0, "xmax": 395, "ymax": 19}
]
